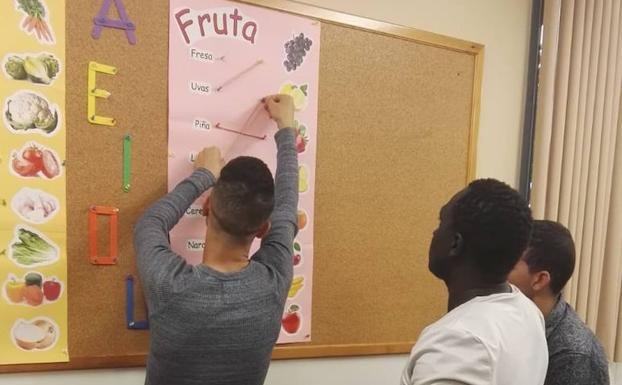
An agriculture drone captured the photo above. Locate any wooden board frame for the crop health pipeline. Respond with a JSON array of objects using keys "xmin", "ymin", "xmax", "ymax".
[{"xmin": 0, "ymin": 0, "xmax": 482, "ymax": 373}]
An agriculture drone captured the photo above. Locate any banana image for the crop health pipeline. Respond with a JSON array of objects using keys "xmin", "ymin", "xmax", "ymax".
[
  {"xmin": 299, "ymin": 166, "xmax": 308, "ymax": 193},
  {"xmin": 288, "ymin": 276, "xmax": 304, "ymax": 298}
]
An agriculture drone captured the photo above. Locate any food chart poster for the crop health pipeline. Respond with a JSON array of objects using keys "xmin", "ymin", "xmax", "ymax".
[
  {"xmin": 0, "ymin": 0, "xmax": 68, "ymax": 364},
  {"xmin": 168, "ymin": 0, "xmax": 319, "ymax": 343}
]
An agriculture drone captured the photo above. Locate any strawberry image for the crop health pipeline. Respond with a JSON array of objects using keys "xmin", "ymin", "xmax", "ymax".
[
  {"xmin": 293, "ymin": 121, "xmax": 308, "ymax": 153},
  {"xmin": 295, "ymin": 133, "xmax": 307, "ymax": 153},
  {"xmin": 292, "ymin": 241, "xmax": 302, "ymax": 266},
  {"xmin": 293, "ymin": 254, "xmax": 302, "ymax": 266},
  {"xmin": 281, "ymin": 304, "xmax": 301, "ymax": 334}
]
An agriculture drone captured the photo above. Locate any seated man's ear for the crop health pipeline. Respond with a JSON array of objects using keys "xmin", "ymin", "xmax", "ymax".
[
  {"xmin": 448, "ymin": 232, "xmax": 464, "ymax": 257},
  {"xmin": 255, "ymin": 221, "xmax": 271, "ymax": 239},
  {"xmin": 532, "ymin": 271, "xmax": 551, "ymax": 293}
]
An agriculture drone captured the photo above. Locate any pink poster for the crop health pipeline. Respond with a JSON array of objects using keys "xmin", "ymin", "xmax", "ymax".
[{"xmin": 168, "ymin": 0, "xmax": 319, "ymax": 343}]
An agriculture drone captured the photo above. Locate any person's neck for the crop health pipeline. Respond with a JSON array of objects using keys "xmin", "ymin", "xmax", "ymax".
[
  {"xmin": 202, "ymin": 229, "xmax": 251, "ymax": 273},
  {"xmin": 532, "ymin": 293, "xmax": 558, "ymax": 319},
  {"xmin": 445, "ymin": 267, "xmax": 511, "ymax": 312}
]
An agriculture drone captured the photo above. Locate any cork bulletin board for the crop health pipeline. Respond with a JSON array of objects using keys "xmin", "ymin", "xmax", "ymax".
[{"xmin": 0, "ymin": 0, "xmax": 482, "ymax": 372}]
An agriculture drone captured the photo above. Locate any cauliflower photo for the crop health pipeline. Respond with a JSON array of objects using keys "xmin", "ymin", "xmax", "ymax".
[{"xmin": 4, "ymin": 91, "xmax": 58, "ymax": 135}]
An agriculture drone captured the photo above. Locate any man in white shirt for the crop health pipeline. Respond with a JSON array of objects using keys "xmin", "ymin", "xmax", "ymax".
[{"xmin": 401, "ymin": 179, "xmax": 548, "ymax": 385}]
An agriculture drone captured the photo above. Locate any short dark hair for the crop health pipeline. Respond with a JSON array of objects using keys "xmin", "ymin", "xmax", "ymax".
[
  {"xmin": 210, "ymin": 156, "xmax": 274, "ymax": 239},
  {"xmin": 523, "ymin": 220, "xmax": 575, "ymax": 294},
  {"xmin": 452, "ymin": 179, "xmax": 533, "ymax": 283}
]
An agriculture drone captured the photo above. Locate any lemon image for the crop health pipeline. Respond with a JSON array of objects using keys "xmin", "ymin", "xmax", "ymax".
[
  {"xmin": 299, "ymin": 165, "xmax": 309, "ymax": 193},
  {"xmin": 279, "ymin": 83, "xmax": 295, "ymax": 94},
  {"xmin": 279, "ymin": 83, "xmax": 308, "ymax": 111}
]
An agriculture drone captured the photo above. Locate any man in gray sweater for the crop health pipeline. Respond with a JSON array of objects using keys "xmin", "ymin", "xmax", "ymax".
[
  {"xmin": 134, "ymin": 94, "xmax": 298, "ymax": 385},
  {"xmin": 509, "ymin": 220, "xmax": 610, "ymax": 385}
]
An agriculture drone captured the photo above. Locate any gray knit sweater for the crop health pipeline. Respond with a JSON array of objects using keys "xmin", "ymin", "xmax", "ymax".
[
  {"xmin": 134, "ymin": 129, "xmax": 298, "ymax": 385},
  {"xmin": 544, "ymin": 297, "xmax": 610, "ymax": 385}
]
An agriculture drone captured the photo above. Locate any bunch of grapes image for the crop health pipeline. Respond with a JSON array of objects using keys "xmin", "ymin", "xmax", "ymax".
[{"xmin": 283, "ymin": 33, "xmax": 313, "ymax": 72}]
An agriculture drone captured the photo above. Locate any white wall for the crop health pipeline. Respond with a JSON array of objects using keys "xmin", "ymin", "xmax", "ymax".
[{"xmin": 0, "ymin": 1, "xmax": 533, "ymax": 384}]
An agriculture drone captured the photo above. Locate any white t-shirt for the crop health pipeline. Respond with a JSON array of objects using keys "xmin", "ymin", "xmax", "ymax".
[{"xmin": 401, "ymin": 285, "xmax": 548, "ymax": 385}]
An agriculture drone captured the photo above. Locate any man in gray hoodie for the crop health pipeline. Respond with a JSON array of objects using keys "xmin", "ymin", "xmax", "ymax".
[
  {"xmin": 134, "ymin": 94, "xmax": 298, "ymax": 385},
  {"xmin": 509, "ymin": 220, "xmax": 610, "ymax": 385}
]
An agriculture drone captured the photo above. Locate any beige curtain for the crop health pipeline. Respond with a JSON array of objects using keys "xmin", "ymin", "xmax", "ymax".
[{"xmin": 531, "ymin": 0, "xmax": 622, "ymax": 361}]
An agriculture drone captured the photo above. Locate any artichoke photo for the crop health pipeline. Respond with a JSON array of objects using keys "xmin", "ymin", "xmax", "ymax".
[
  {"xmin": 3, "ymin": 53, "xmax": 60, "ymax": 85},
  {"xmin": 38, "ymin": 54, "xmax": 59, "ymax": 79},
  {"xmin": 4, "ymin": 91, "xmax": 58, "ymax": 134},
  {"xmin": 5, "ymin": 56, "xmax": 28, "ymax": 80}
]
